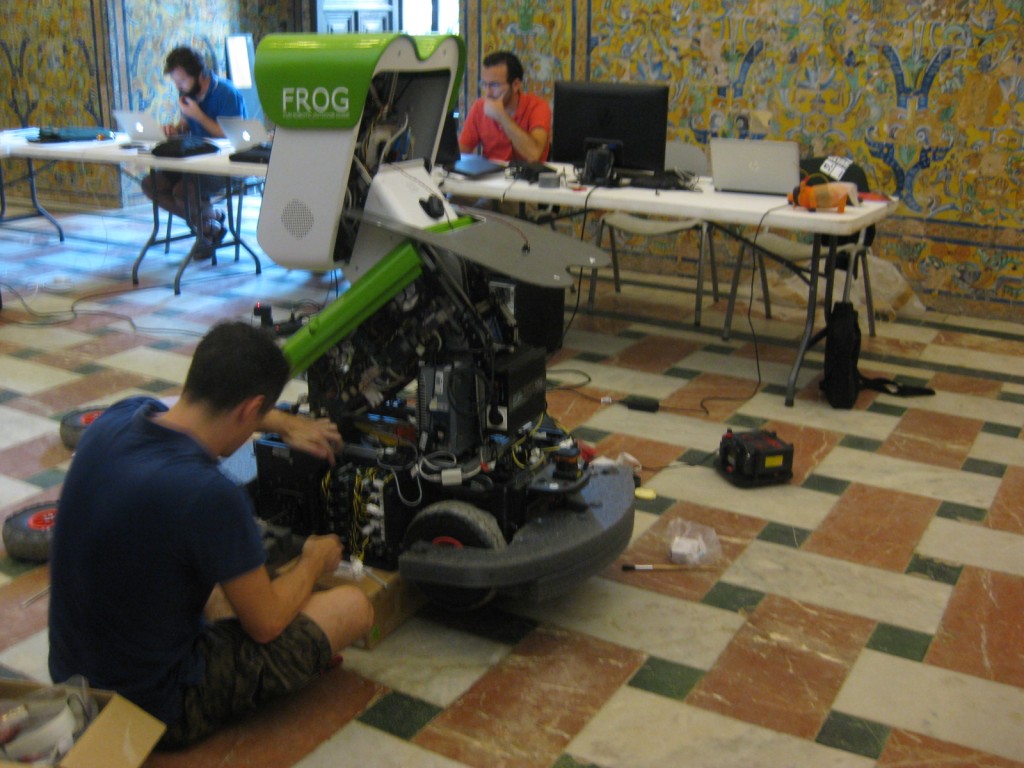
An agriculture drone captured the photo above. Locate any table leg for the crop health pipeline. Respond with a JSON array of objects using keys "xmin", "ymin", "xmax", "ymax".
[
  {"xmin": 223, "ymin": 178, "xmax": 261, "ymax": 274},
  {"xmin": 131, "ymin": 170, "xmax": 165, "ymax": 286},
  {"xmin": 784, "ymin": 235, "xmax": 838, "ymax": 406},
  {"xmin": 0, "ymin": 159, "xmax": 65, "ymax": 241}
]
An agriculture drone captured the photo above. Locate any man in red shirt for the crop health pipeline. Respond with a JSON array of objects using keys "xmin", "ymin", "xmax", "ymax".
[{"xmin": 459, "ymin": 51, "xmax": 550, "ymax": 163}]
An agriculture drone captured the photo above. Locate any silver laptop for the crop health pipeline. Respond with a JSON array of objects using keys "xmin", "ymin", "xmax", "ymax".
[
  {"xmin": 113, "ymin": 110, "xmax": 166, "ymax": 147},
  {"xmin": 710, "ymin": 138, "xmax": 801, "ymax": 195},
  {"xmin": 218, "ymin": 117, "xmax": 270, "ymax": 150}
]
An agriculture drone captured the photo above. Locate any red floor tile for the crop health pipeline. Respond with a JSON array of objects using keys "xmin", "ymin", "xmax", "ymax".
[
  {"xmin": 879, "ymin": 728, "xmax": 1024, "ymax": 767},
  {"xmin": 687, "ymin": 595, "xmax": 875, "ymax": 739},
  {"xmin": 926, "ymin": 566, "xmax": 1024, "ymax": 688},
  {"xmin": 413, "ymin": 625, "xmax": 645, "ymax": 768},
  {"xmin": 142, "ymin": 668, "xmax": 384, "ymax": 768},
  {"xmin": 803, "ymin": 483, "xmax": 938, "ymax": 571}
]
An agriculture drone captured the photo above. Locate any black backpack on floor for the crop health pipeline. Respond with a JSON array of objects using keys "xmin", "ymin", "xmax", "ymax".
[{"xmin": 821, "ymin": 301, "xmax": 935, "ymax": 408}]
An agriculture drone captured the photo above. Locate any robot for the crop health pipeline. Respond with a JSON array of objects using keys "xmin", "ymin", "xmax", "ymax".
[{"xmin": 250, "ymin": 34, "xmax": 634, "ymax": 609}]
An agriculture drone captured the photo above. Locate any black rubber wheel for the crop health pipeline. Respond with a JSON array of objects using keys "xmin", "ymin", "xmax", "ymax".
[
  {"xmin": 3, "ymin": 502, "xmax": 58, "ymax": 563},
  {"xmin": 402, "ymin": 500, "xmax": 506, "ymax": 610},
  {"xmin": 59, "ymin": 406, "xmax": 108, "ymax": 450}
]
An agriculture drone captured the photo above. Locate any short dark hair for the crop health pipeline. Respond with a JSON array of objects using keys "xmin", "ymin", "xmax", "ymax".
[
  {"xmin": 482, "ymin": 51, "xmax": 524, "ymax": 85},
  {"xmin": 164, "ymin": 46, "xmax": 208, "ymax": 78},
  {"xmin": 181, "ymin": 322, "xmax": 290, "ymax": 414}
]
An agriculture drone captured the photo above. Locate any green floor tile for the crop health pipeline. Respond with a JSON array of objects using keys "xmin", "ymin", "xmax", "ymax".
[
  {"xmin": 358, "ymin": 690, "xmax": 441, "ymax": 740},
  {"xmin": 867, "ymin": 623, "xmax": 932, "ymax": 661},
  {"xmin": 760, "ymin": 383, "xmax": 789, "ymax": 397},
  {"xmin": 24, "ymin": 468, "xmax": 66, "ymax": 489},
  {"xmin": 816, "ymin": 710, "xmax": 890, "ymax": 759},
  {"xmin": 801, "ymin": 474, "xmax": 850, "ymax": 495},
  {"xmin": 72, "ymin": 362, "xmax": 107, "ymax": 375},
  {"xmin": 665, "ymin": 366, "xmax": 701, "ymax": 380},
  {"xmin": 866, "ymin": 402, "xmax": 906, "ymax": 417},
  {"xmin": 906, "ymin": 553, "xmax": 962, "ymax": 585},
  {"xmin": 961, "ymin": 458, "xmax": 1006, "ymax": 478},
  {"xmin": 981, "ymin": 421, "xmax": 1020, "ymax": 438},
  {"xmin": 0, "ymin": 557, "xmax": 42, "ymax": 580},
  {"xmin": 633, "ymin": 493, "xmax": 676, "ymax": 515},
  {"xmin": 551, "ymin": 755, "xmax": 600, "ymax": 768},
  {"xmin": 839, "ymin": 434, "xmax": 883, "ymax": 452},
  {"xmin": 628, "ymin": 656, "xmax": 704, "ymax": 701},
  {"xmin": 420, "ymin": 603, "xmax": 536, "ymax": 646},
  {"xmin": 936, "ymin": 501, "xmax": 987, "ymax": 523},
  {"xmin": 138, "ymin": 378, "xmax": 179, "ymax": 393},
  {"xmin": 757, "ymin": 522, "xmax": 810, "ymax": 548},
  {"xmin": 702, "ymin": 581, "xmax": 765, "ymax": 613},
  {"xmin": 574, "ymin": 351, "xmax": 607, "ymax": 363},
  {"xmin": 724, "ymin": 414, "xmax": 767, "ymax": 430},
  {"xmin": 572, "ymin": 426, "xmax": 612, "ymax": 445},
  {"xmin": 703, "ymin": 343, "xmax": 735, "ymax": 355},
  {"xmin": 618, "ymin": 328, "xmax": 647, "ymax": 339}
]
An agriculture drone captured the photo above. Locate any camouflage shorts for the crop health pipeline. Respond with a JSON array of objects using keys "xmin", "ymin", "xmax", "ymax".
[{"xmin": 159, "ymin": 614, "xmax": 332, "ymax": 749}]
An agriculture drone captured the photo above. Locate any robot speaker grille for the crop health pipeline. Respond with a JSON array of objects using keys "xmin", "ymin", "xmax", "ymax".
[{"xmin": 281, "ymin": 199, "xmax": 315, "ymax": 239}]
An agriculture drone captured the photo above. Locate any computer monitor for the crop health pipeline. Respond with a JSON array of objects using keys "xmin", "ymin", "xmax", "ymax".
[
  {"xmin": 551, "ymin": 81, "xmax": 669, "ymax": 174},
  {"xmin": 225, "ymin": 33, "xmax": 263, "ymax": 122}
]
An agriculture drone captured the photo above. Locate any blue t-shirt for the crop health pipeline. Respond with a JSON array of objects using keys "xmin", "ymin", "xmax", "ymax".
[
  {"xmin": 48, "ymin": 397, "xmax": 265, "ymax": 725},
  {"xmin": 186, "ymin": 73, "xmax": 246, "ymax": 138}
]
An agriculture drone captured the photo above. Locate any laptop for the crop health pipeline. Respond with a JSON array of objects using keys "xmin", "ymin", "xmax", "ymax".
[
  {"xmin": 710, "ymin": 138, "xmax": 801, "ymax": 195},
  {"xmin": 113, "ymin": 110, "xmax": 165, "ymax": 148},
  {"xmin": 450, "ymin": 153, "xmax": 505, "ymax": 178},
  {"xmin": 218, "ymin": 117, "xmax": 270, "ymax": 150}
]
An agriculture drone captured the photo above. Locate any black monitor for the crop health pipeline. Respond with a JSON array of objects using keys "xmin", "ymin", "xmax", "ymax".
[{"xmin": 551, "ymin": 81, "xmax": 669, "ymax": 173}]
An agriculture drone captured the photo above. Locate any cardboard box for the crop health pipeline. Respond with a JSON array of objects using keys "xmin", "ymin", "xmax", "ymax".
[
  {"xmin": 0, "ymin": 679, "xmax": 164, "ymax": 768},
  {"xmin": 273, "ymin": 557, "xmax": 425, "ymax": 649},
  {"xmin": 318, "ymin": 566, "xmax": 425, "ymax": 650}
]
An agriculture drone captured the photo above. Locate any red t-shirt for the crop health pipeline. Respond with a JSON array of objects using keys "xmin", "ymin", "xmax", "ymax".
[{"xmin": 459, "ymin": 92, "xmax": 551, "ymax": 162}]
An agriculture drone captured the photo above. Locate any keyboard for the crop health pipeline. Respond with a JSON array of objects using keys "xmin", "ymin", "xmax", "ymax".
[{"xmin": 627, "ymin": 170, "xmax": 697, "ymax": 191}]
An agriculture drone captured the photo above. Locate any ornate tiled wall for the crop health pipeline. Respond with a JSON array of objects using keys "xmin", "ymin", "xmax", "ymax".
[
  {"xmin": 467, "ymin": 0, "xmax": 1024, "ymax": 319},
  {"xmin": 0, "ymin": 0, "xmax": 297, "ymax": 208},
  {"xmin": 4, "ymin": 1, "xmax": 1021, "ymax": 317}
]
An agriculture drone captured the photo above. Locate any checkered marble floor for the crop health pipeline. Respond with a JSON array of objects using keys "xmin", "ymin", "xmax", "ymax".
[{"xmin": 0, "ymin": 202, "xmax": 1022, "ymax": 767}]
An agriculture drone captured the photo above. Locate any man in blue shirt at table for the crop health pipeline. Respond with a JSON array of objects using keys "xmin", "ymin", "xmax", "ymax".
[{"xmin": 141, "ymin": 46, "xmax": 246, "ymax": 261}]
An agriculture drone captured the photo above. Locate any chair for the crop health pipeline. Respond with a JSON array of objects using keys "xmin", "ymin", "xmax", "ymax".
[
  {"xmin": 720, "ymin": 157, "xmax": 877, "ymax": 339},
  {"xmin": 588, "ymin": 141, "xmax": 720, "ymax": 326}
]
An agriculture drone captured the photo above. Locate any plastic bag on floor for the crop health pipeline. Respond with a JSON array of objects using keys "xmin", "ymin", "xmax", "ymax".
[{"xmin": 665, "ymin": 518, "xmax": 722, "ymax": 566}]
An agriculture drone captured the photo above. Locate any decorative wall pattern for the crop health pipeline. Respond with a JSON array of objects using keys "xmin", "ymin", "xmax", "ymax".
[
  {"xmin": 472, "ymin": 0, "xmax": 1024, "ymax": 319},
  {"xmin": 4, "ymin": 1, "xmax": 1020, "ymax": 317},
  {"xmin": 1, "ymin": 0, "xmax": 296, "ymax": 208}
]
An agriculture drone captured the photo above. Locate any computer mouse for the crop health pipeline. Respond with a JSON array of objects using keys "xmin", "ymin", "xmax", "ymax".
[{"xmin": 419, "ymin": 196, "xmax": 446, "ymax": 219}]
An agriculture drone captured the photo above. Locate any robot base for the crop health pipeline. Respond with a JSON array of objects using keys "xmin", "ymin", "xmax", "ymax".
[{"xmin": 398, "ymin": 463, "xmax": 635, "ymax": 605}]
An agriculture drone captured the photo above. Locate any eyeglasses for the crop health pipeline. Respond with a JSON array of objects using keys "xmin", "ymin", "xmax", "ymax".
[{"xmin": 480, "ymin": 80, "xmax": 508, "ymax": 93}]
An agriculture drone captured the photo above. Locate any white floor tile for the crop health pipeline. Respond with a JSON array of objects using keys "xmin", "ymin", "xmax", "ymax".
[
  {"xmin": 916, "ymin": 517, "xmax": 1024, "ymax": 577},
  {"xmin": 95, "ymin": 346, "xmax": 191, "ymax": 382},
  {"xmin": 723, "ymin": 540, "xmax": 952, "ymax": 634},
  {"xmin": 0, "ymin": 629, "xmax": 50, "ymax": 684},
  {"xmin": 834, "ymin": 649, "xmax": 1024, "ymax": 762},
  {"xmin": 568, "ymin": 687, "xmax": 874, "ymax": 768},
  {"xmin": 0, "ymin": 359, "xmax": 80, "ymax": 396},
  {"xmin": 342, "ymin": 616, "xmax": 511, "ymax": 708},
  {"xmin": 0, "ymin": 406, "xmax": 61, "ymax": 451},
  {"xmin": 0, "ymin": 476, "xmax": 47, "ymax": 510},
  {"xmin": 294, "ymin": 721, "xmax": 471, "ymax": 768},
  {"xmin": 504, "ymin": 577, "xmax": 745, "ymax": 670},
  {"xmin": 813, "ymin": 447, "xmax": 1001, "ymax": 509},
  {"xmin": 649, "ymin": 465, "xmax": 838, "ymax": 530}
]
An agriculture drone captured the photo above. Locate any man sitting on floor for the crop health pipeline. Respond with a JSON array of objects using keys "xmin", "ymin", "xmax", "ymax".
[{"xmin": 48, "ymin": 322, "xmax": 374, "ymax": 748}]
